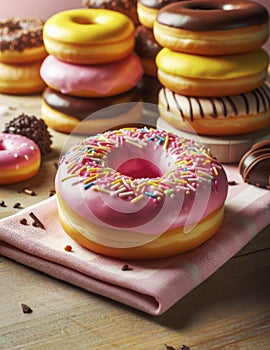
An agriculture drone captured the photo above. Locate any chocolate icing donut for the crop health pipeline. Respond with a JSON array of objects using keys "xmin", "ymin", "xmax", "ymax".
[
  {"xmin": 239, "ymin": 140, "xmax": 270, "ymax": 190},
  {"xmin": 156, "ymin": 0, "xmax": 269, "ymax": 31},
  {"xmin": 42, "ymin": 87, "xmax": 142, "ymax": 121}
]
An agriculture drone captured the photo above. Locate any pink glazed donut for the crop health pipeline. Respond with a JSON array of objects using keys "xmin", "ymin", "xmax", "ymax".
[
  {"xmin": 56, "ymin": 127, "xmax": 228, "ymax": 260},
  {"xmin": 0, "ymin": 133, "xmax": 41, "ymax": 184},
  {"xmin": 40, "ymin": 53, "xmax": 144, "ymax": 98}
]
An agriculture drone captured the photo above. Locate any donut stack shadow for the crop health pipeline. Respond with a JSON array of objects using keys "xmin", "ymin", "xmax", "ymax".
[
  {"xmin": 40, "ymin": 8, "xmax": 144, "ymax": 135},
  {"xmin": 153, "ymin": 1, "xmax": 270, "ymax": 163},
  {"xmin": 0, "ymin": 17, "xmax": 47, "ymax": 95}
]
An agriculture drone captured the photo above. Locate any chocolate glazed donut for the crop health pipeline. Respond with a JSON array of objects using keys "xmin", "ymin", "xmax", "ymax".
[
  {"xmin": 156, "ymin": 0, "xmax": 269, "ymax": 31},
  {"xmin": 154, "ymin": 0, "xmax": 269, "ymax": 55},
  {"xmin": 42, "ymin": 87, "xmax": 142, "ymax": 121},
  {"xmin": 41, "ymin": 87, "xmax": 143, "ymax": 134}
]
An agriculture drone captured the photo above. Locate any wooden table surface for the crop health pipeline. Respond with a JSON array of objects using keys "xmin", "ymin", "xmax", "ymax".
[{"xmin": 0, "ymin": 92, "xmax": 269, "ymax": 350}]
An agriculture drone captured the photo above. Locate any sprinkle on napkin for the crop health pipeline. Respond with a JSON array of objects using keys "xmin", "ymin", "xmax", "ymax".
[{"xmin": 29, "ymin": 212, "xmax": 45, "ymax": 229}]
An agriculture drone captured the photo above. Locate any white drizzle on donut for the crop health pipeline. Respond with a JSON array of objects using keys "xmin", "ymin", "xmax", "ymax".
[
  {"xmin": 59, "ymin": 127, "xmax": 222, "ymax": 203},
  {"xmin": 161, "ymin": 83, "xmax": 270, "ymax": 122}
]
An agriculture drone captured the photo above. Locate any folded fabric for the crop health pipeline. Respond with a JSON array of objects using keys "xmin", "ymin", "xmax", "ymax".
[{"xmin": 0, "ymin": 165, "xmax": 269, "ymax": 315}]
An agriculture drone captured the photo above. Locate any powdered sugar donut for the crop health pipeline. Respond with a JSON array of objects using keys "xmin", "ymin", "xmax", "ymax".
[
  {"xmin": 56, "ymin": 127, "xmax": 228, "ymax": 260},
  {"xmin": 0, "ymin": 133, "xmax": 41, "ymax": 184}
]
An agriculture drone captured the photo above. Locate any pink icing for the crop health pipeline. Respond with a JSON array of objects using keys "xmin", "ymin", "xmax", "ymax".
[
  {"xmin": 56, "ymin": 127, "xmax": 228, "ymax": 239},
  {"xmin": 40, "ymin": 53, "xmax": 144, "ymax": 96},
  {"xmin": 0, "ymin": 133, "xmax": 40, "ymax": 172}
]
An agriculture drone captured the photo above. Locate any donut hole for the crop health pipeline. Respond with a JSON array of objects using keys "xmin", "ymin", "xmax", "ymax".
[
  {"xmin": 105, "ymin": 142, "xmax": 175, "ymax": 180},
  {"xmin": 117, "ymin": 158, "xmax": 162, "ymax": 179},
  {"xmin": 72, "ymin": 16, "xmax": 93, "ymax": 25}
]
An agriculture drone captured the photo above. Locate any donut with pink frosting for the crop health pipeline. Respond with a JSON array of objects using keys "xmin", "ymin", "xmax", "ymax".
[
  {"xmin": 55, "ymin": 126, "xmax": 228, "ymax": 260},
  {"xmin": 0, "ymin": 133, "xmax": 41, "ymax": 184},
  {"xmin": 40, "ymin": 53, "xmax": 144, "ymax": 98}
]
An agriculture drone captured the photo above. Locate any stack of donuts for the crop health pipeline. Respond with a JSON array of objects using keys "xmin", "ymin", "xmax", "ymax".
[
  {"xmin": 154, "ymin": 0, "xmax": 270, "ymax": 161},
  {"xmin": 40, "ymin": 8, "xmax": 144, "ymax": 134},
  {"xmin": 0, "ymin": 17, "xmax": 47, "ymax": 95}
]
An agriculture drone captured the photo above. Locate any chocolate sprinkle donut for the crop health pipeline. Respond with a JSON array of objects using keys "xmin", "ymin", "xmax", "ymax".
[
  {"xmin": 0, "ymin": 17, "xmax": 44, "ymax": 52},
  {"xmin": 82, "ymin": 0, "xmax": 139, "ymax": 25},
  {"xmin": 4, "ymin": 114, "xmax": 52, "ymax": 155}
]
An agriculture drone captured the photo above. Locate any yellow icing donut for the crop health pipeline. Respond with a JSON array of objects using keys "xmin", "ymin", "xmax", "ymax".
[
  {"xmin": 156, "ymin": 48, "xmax": 269, "ymax": 96},
  {"xmin": 43, "ymin": 9, "xmax": 135, "ymax": 64}
]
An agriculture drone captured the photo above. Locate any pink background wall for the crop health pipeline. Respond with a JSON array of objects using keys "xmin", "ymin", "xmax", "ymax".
[{"xmin": 0, "ymin": 0, "xmax": 81, "ymax": 20}]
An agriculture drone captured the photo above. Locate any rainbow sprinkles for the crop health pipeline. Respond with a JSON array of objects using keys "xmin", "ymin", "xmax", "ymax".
[{"xmin": 59, "ymin": 127, "xmax": 222, "ymax": 204}]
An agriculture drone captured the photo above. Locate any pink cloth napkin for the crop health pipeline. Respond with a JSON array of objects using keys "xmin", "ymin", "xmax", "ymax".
[{"xmin": 0, "ymin": 165, "xmax": 269, "ymax": 315}]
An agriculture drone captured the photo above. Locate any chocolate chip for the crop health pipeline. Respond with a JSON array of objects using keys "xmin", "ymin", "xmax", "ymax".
[
  {"xmin": 164, "ymin": 345, "xmax": 176, "ymax": 350},
  {"xmin": 228, "ymin": 180, "xmax": 237, "ymax": 186},
  {"xmin": 121, "ymin": 264, "xmax": 133, "ymax": 271},
  {"xmin": 21, "ymin": 303, "xmax": 33, "ymax": 314},
  {"xmin": 19, "ymin": 218, "xmax": 28, "ymax": 225},
  {"xmin": 13, "ymin": 202, "xmax": 23, "ymax": 209},
  {"xmin": 49, "ymin": 189, "xmax": 56, "ymax": 197}
]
